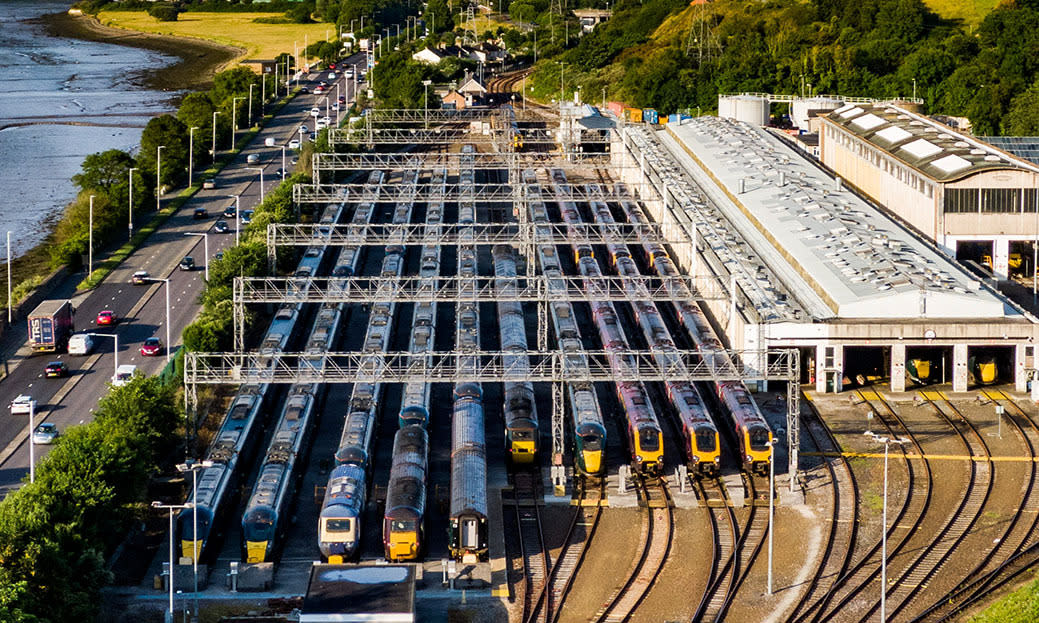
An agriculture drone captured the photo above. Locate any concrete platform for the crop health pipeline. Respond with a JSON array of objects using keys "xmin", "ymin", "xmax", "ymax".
[
  {"xmin": 721, "ymin": 473, "xmax": 745, "ymax": 507},
  {"xmin": 606, "ymin": 466, "xmax": 638, "ymax": 507}
]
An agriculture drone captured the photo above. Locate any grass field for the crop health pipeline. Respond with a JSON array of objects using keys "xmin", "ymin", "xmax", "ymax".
[
  {"xmin": 96, "ymin": 10, "xmax": 338, "ymax": 64},
  {"xmin": 921, "ymin": 0, "xmax": 1001, "ymax": 27}
]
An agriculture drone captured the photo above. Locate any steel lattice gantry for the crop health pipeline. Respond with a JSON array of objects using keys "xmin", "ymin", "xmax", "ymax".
[
  {"xmin": 291, "ymin": 183, "xmax": 655, "ymax": 204},
  {"xmin": 362, "ymin": 108, "xmax": 547, "ymax": 123},
  {"xmin": 184, "ymin": 348, "xmax": 802, "ymax": 486},
  {"xmin": 328, "ymin": 128, "xmax": 560, "ymax": 146},
  {"xmin": 312, "ymin": 151, "xmax": 614, "ymax": 172}
]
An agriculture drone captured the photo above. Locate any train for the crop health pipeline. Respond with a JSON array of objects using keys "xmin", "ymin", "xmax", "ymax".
[
  {"xmin": 552, "ymin": 169, "xmax": 666, "ymax": 475},
  {"xmin": 382, "ymin": 167, "xmax": 445, "ymax": 561},
  {"xmin": 449, "ymin": 383, "xmax": 489, "ymax": 561},
  {"xmin": 615, "ymin": 183, "xmax": 773, "ymax": 475},
  {"xmin": 493, "ymin": 244, "xmax": 540, "ymax": 464},
  {"xmin": 587, "ymin": 185, "xmax": 721, "ymax": 476},
  {"xmin": 320, "ymin": 169, "xmax": 417, "ymax": 561},
  {"xmin": 970, "ymin": 354, "xmax": 998, "ymax": 385},
  {"xmin": 524, "ymin": 169, "xmax": 606, "ymax": 477},
  {"xmin": 334, "ymin": 170, "xmax": 384, "ymax": 277}
]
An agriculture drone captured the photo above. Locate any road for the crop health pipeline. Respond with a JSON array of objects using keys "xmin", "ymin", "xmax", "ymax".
[{"xmin": 0, "ymin": 54, "xmax": 367, "ymax": 493}]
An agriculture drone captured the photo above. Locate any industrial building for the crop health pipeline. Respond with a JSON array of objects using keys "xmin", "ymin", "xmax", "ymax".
[
  {"xmin": 819, "ymin": 103, "xmax": 1039, "ymax": 279},
  {"xmin": 612, "ymin": 116, "xmax": 1039, "ymax": 394}
]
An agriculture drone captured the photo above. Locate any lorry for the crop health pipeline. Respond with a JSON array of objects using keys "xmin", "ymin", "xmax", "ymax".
[{"xmin": 27, "ymin": 300, "xmax": 75, "ymax": 353}]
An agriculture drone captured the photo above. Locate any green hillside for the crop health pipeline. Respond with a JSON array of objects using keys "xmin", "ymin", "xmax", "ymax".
[{"xmin": 923, "ymin": 0, "xmax": 1002, "ymax": 26}]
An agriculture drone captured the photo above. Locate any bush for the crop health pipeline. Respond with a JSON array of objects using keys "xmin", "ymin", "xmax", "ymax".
[{"xmin": 148, "ymin": 3, "xmax": 180, "ymax": 21}]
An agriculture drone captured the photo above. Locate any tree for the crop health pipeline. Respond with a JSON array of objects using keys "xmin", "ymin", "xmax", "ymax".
[
  {"xmin": 424, "ymin": 0, "xmax": 451, "ymax": 33},
  {"xmin": 1004, "ymin": 82, "xmax": 1039, "ymax": 135},
  {"xmin": 138, "ymin": 114, "xmax": 189, "ymax": 189},
  {"xmin": 148, "ymin": 3, "xmax": 179, "ymax": 22},
  {"xmin": 72, "ymin": 149, "xmax": 135, "ymax": 197},
  {"xmin": 211, "ymin": 66, "xmax": 259, "ymax": 107}
]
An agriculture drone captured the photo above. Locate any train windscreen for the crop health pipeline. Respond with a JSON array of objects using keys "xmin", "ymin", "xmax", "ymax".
[
  {"xmin": 749, "ymin": 426, "xmax": 771, "ymax": 451},
  {"xmin": 243, "ymin": 511, "xmax": 275, "ymax": 543},
  {"xmin": 695, "ymin": 429, "xmax": 717, "ymax": 453},
  {"xmin": 512, "ymin": 429, "xmax": 534, "ymax": 441},
  {"xmin": 390, "ymin": 519, "xmax": 417, "ymax": 531},
  {"xmin": 639, "ymin": 428, "xmax": 660, "ymax": 452},
  {"xmin": 324, "ymin": 519, "xmax": 353, "ymax": 533},
  {"xmin": 581, "ymin": 434, "xmax": 602, "ymax": 451}
]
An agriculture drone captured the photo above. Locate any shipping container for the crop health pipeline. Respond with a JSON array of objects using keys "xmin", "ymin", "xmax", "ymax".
[
  {"xmin": 643, "ymin": 109, "xmax": 659, "ymax": 124},
  {"xmin": 27, "ymin": 300, "xmax": 75, "ymax": 353},
  {"xmin": 624, "ymin": 108, "xmax": 643, "ymax": 123},
  {"xmin": 607, "ymin": 101, "xmax": 625, "ymax": 117}
]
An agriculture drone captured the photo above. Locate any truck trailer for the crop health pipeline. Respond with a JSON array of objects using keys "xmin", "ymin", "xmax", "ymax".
[{"xmin": 27, "ymin": 300, "xmax": 75, "ymax": 353}]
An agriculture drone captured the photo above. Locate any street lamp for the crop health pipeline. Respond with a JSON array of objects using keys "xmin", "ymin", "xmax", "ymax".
[
  {"xmin": 249, "ymin": 167, "xmax": 265, "ymax": 204},
  {"xmin": 422, "ymin": 80, "xmax": 432, "ymax": 130},
  {"xmin": 156, "ymin": 145, "xmax": 166, "ymax": 213},
  {"xmin": 184, "ymin": 233, "xmax": 210, "ymax": 282},
  {"xmin": 227, "ymin": 195, "xmax": 241, "ymax": 245},
  {"xmin": 188, "ymin": 127, "xmax": 199, "ymax": 188},
  {"xmin": 231, "ymin": 97, "xmax": 245, "ymax": 150},
  {"xmin": 280, "ymin": 147, "xmax": 287, "ymax": 181},
  {"xmin": 248, "ymin": 84, "xmax": 255, "ymax": 127},
  {"xmin": 143, "ymin": 278, "xmax": 171, "ymax": 364},
  {"xmin": 6, "ymin": 231, "xmax": 11, "ymax": 325},
  {"xmin": 211, "ymin": 111, "xmax": 221, "ymax": 163},
  {"xmin": 87, "ymin": 332, "xmax": 119, "ymax": 381},
  {"xmin": 26, "ymin": 400, "xmax": 35, "ymax": 483},
  {"xmin": 864, "ymin": 432, "xmax": 910, "ymax": 623},
  {"xmin": 176, "ymin": 459, "xmax": 213, "ymax": 623},
  {"xmin": 766, "ymin": 438, "xmax": 775, "ymax": 595},
  {"xmin": 88, "ymin": 194, "xmax": 95, "ymax": 276},
  {"xmin": 152, "ymin": 501, "xmax": 193, "ymax": 623},
  {"xmin": 128, "ymin": 167, "xmax": 138, "ymax": 239}
]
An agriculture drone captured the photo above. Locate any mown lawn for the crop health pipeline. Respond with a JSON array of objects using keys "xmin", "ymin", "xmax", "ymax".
[
  {"xmin": 97, "ymin": 10, "xmax": 338, "ymax": 63},
  {"xmin": 920, "ymin": 0, "xmax": 1000, "ymax": 27}
]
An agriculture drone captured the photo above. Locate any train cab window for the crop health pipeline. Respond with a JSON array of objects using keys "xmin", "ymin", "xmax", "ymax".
[
  {"xmin": 512, "ymin": 430, "xmax": 534, "ymax": 441},
  {"xmin": 639, "ymin": 428, "xmax": 660, "ymax": 452},
  {"xmin": 581, "ymin": 434, "xmax": 602, "ymax": 451},
  {"xmin": 695, "ymin": 430, "xmax": 717, "ymax": 453},
  {"xmin": 390, "ymin": 520, "xmax": 417, "ymax": 532},
  {"xmin": 749, "ymin": 427, "xmax": 771, "ymax": 451},
  {"xmin": 243, "ymin": 511, "xmax": 274, "ymax": 542},
  {"xmin": 325, "ymin": 518, "xmax": 354, "ymax": 534}
]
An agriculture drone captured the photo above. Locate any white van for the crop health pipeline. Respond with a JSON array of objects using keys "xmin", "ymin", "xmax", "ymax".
[
  {"xmin": 264, "ymin": 137, "xmax": 276, "ymax": 147},
  {"xmin": 111, "ymin": 364, "xmax": 137, "ymax": 387},
  {"xmin": 68, "ymin": 333, "xmax": 93, "ymax": 355},
  {"xmin": 246, "ymin": 153, "xmax": 260, "ymax": 164}
]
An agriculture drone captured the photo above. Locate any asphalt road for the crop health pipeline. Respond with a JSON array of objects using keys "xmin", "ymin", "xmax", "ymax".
[{"xmin": 0, "ymin": 54, "xmax": 366, "ymax": 492}]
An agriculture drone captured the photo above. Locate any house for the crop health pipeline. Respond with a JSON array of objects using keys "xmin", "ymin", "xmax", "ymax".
[
  {"xmin": 467, "ymin": 42, "xmax": 504, "ymax": 63},
  {"xmin": 412, "ymin": 47, "xmax": 447, "ymax": 65},
  {"xmin": 572, "ymin": 9, "xmax": 612, "ymax": 33},
  {"xmin": 442, "ymin": 91, "xmax": 467, "ymax": 110},
  {"xmin": 457, "ymin": 73, "xmax": 487, "ymax": 107}
]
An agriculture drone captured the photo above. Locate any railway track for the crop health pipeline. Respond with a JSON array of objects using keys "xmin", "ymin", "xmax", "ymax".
[
  {"xmin": 691, "ymin": 478, "xmax": 738, "ymax": 623},
  {"xmin": 592, "ymin": 476, "xmax": 674, "ymax": 623},
  {"xmin": 804, "ymin": 390, "xmax": 932, "ymax": 623},
  {"xmin": 526, "ymin": 478, "xmax": 606, "ymax": 623},
  {"xmin": 911, "ymin": 390, "xmax": 1039, "ymax": 622},
  {"xmin": 513, "ymin": 471, "xmax": 551, "ymax": 623},
  {"xmin": 789, "ymin": 402, "xmax": 859, "ymax": 621}
]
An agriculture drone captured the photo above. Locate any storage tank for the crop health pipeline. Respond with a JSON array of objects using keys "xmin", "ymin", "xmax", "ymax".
[
  {"xmin": 718, "ymin": 94, "xmax": 769, "ymax": 126},
  {"xmin": 791, "ymin": 96, "xmax": 844, "ymax": 130}
]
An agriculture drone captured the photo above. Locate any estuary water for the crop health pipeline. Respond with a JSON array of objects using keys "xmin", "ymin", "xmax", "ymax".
[{"xmin": 0, "ymin": 0, "xmax": 178, "ymax": 258}]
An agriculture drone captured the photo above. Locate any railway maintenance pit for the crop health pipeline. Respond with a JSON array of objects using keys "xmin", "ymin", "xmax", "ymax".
[{"xmin": 104, "ymin": 99, "xmax": 1039, "ymax": 623}]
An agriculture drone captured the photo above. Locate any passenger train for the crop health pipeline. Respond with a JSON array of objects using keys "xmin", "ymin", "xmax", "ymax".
[
  {"xmin": 615, "ymin": 184, "xmax": 773, "ymax": 475},
  {"xmin": 493, "ymin": 244, "xmax": 539, "ymax": 464},
  {"xmin": 552, "ymin": 169, "xmax": 665, "ymax": 474},
  {"xmin": 586, "ymin": 185, "xmax": 721, "ymax": 476},
  {"xmin": 449, "ymin": 383, "xmax": 489, "ymax": 561},
  {"xmin": 524, "ymin": 169, "xmax": 606, "ymax": 476},
  {"xmin": 383, "ymin": 167, "xmax": 446, "ymax": 561}
]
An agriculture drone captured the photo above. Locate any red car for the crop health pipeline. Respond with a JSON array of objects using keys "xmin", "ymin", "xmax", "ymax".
[
  {"xmin": 140, "ymin": 337, "xmax": 162, "ymax": 357},
  {"xmin": 97, "ymin": 310, "xmax": 116, "ymax": 326}
]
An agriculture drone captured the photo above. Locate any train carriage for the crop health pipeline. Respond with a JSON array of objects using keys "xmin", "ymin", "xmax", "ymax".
[
  {"xmin": 383, "ymin": 425, "xmax": 429, "ymax": 561},
  {"xmin": 449, "ymin": 383, "xmax": 488, "ymax": 561},
  {"xmin": 318, "ymin": 463, "xmax": 368, "ymax": 562}
]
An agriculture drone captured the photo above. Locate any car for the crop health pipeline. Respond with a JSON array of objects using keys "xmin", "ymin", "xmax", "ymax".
[
  {"xmin": 32, "ymin": 423, "xmax": 59, "ymax": 445},
  {"xmin": 314, "ymin": 85, "xmax": 325, "ymax": 94},
  {"xmin": 215, "ymin": 251, "xmax": 224, "ymax": 261},
  {"xmin": 311, "ymin": 107, "xmax": 321, "ymax": 117},
  {"xmin": 328, "ymin": 72, "xmax": 336, "ymax": 79},
  {"xmin": 344, "ymin": 68, "xmax": 354, "ymax": 78},
  {"xmin": 316, "ymin": 119, "xmax": 329, "ymax": 130},
  {"xmin": 300, "ymin": 124, "xmax": 309, "ymax": 133},
  {"xmin": 246, "ymin": 153, "xmax": 260, "ymax": 164},
  {"xmin": 140, "ymin": 337, "xmax": 163, "ymax": 357},
  {"xmin": 275, "ymin": 168, "xmax": 285, "ymax": 177},
  {"xmin": 44, "ymin": 361, "xmax": 68, "ymax": 378},
  {"xmin": 338, "ymin": 95, "xmax": 346, "ymax": 104},
  {"xmin": 179, "ymin": 256, "xmax": 195, "ymax": 271},
  {"xmin": 320, "ymin": 80, "xmax": 328, "ymax": 87},
  {"xmin": 223, "ymin": 203, "xmax": 236, "ymax": 218},
  {"xmin": 131, "ymin": 270, "xmax": 150, "ymax": 285},
  {"xmin": 289, "ymin": 139, "xmax": 301, "ymax": 150},
  {"xmin": 68, "ymin": 333, "xmax": 93, "ymax": 355},
  {"xmin": 264, "ymin": 137, "xmax": 276, "ymax": 147},
  {"xmin": 214, "ymin": 220, "xmax": 230, "ymax": 234},
  {"xmin": 96, "ymin": 309, "xmax": 116, "ymax": 326},
  {"xmin": 202, "ymin": 178, "xmax": 216, "ymax": 190},
  {"xmin": 112, "ymin": 364, "xmax": 137, "ymax": 386},
  {"xmin": 291, "ymin": 156, "xmax": 299, "ymax": 165},
  {"xmin": 193, "ymin": 207, "xmax": 208, "ymax": 219},
  {"xmin": 240, "ymin": 210, "xmax": 254, "ymax": 224},
  {"xmin": 309, "ymin": 132, "xmax": 317, "ymax": 141},
  {"xmin": 300, "ymin": 86, "xmax": 310, "ymax": 94},
  {"xmin": 331, "ymin": 102, "xmax": 341, "ymax": 111},
  {"xmin": 329, "ymin": 62, "xmax": 336, "ymax": 70},
  {"xmin": 10, "ymin": 395, "xmax": 35, "ymax": 415}
]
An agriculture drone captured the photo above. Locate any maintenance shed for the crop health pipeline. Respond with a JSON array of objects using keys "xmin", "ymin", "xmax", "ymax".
[
  {"xmin": 612, "ymin": 117, "xmax": 1039, "ymax": 394},
  {"xmin": 300, "ymin": 564, "xmax": 415, "ymax": 623}
]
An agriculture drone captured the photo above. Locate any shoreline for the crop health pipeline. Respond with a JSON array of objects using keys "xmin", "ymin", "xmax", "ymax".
[{"xmin": 38, "ymin": 10, "xmax": 245, "ymax": 93}]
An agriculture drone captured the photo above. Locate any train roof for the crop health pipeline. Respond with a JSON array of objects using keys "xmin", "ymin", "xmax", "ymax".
[
  {"xmin": 665, "ymin": 117, "xmax": 1021, "ymax": 321},
  {"xmin": 302, "ymin": 564, "xmax": 415, "ymax": 623}
]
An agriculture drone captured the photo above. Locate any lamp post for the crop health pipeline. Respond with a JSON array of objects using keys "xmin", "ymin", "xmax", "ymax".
[
  {"xmin": 87, "ymin": 332, "xmax": 119, "ymax": 381},
  {"xmin": 176, "ymin": 459, "xmax": 213, "ymax": 623},
  {"xmin": 211, "ymin": 111, "xmax": 220, "ymax": 163},
  {"xmin": 143, "ymin": 278, "xmax": 171, "ymax": 364},
  {"xmin": 27, "ymin": 400, "xmax": 34, "ymax": 483},
  {"xmin": 248, "ymin": 84, "xmax": 255, "ymax": 127},
  {"xmin": 88, "ymin": 194, "xmax": 95, "ymax": 276},
  {"xmin": 188, "ymin": 127, "xmax": 199, "ymax": 188},
  {"xmin": 156, "ymin": 145, "xmax": 166, "ymax": 213},
  {"xmin": 249, "ymin": 167, "xmax": 265, "ymax": 204},
  {"xmin": 6, "ymin": 231, "xmax": 10, "ymax": 325},
  {"xmin": 184, "ymin": 233, "xmax": 210, "ymax": 282},
  {"xmin": 228, "ymin": 195, "xmax": 241, "ymax": 245},
  {"xmin": 766, "ymin": 438, "xmax": 775, "ymax": 595},
  {"xmin": 153, "ymin": 501, "xmax": 193, "ymax": 623},
  {"xmin": 281, "ymin": 148, "xmax": 287, "ymax": 181},
  {"xmin": 128, "ymin": 167, "xmax": 138, "ymax": 238},
  {"xmin": 423, "ymin": 80, "xmax": 432, "ymax": 130},
  {"xmin": 231, "ymin": 97, "xmax": 245, "ymax": 150},
  {"xmin": 864, "ymin": 432, "xmax": 910, "ymax": 623}
]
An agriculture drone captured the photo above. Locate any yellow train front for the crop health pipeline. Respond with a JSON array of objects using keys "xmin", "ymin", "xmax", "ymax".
[{"xmin": 718, "ymin": 382, "xmax": 773, "ymax": 475}]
